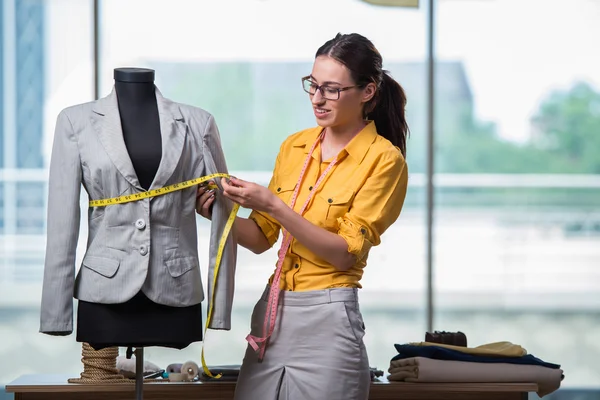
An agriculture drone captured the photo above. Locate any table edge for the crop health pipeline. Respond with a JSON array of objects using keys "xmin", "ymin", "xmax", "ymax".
[{"xmin": 4, "ymin": 375, "xmax": 539, "ymax": 394}]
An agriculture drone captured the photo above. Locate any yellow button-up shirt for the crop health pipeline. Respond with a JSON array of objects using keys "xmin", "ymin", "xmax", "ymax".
[{"xmin": 249, "ymin": 121, "xmax": 408, "ymax": 291}]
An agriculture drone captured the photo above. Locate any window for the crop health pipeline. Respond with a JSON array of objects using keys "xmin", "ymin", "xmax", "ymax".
[
  {"xmin": 0, "ymin": 0, "xmax": 94, "ymax": 388},
  {"xmin": 434, "ymin": 0, "xmax": 600, "ymax": 393},
  {"xmin": 96, "ymin": 0, "xmax": 427, "ymax": 376},
  {"xmin": 2, "ymin": 1, "xmax": 598, "ymax": 398}
]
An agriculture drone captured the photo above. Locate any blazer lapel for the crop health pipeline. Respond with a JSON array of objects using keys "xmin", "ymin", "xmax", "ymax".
[
  {"xmin": 149, "ymin": 89, "xmax": 187, "ymax": 191},
  {"xmin": 90, "ymin": 89, "xmax": 143, "ymax": 190}
]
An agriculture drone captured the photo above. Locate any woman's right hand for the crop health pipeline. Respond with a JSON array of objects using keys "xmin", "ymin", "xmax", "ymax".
[{"xmin": 196, "ymin": 181, "xmax": 216, "ymax": 220}]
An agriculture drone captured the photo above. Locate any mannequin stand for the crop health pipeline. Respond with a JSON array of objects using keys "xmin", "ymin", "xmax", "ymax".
[
  {"xmin": 136, "ymin": 348, "xmax": 144, "ymax": 400},
  {"xmin": 126, "ymin": 346, "xmax": 145, "ymax": 400}
]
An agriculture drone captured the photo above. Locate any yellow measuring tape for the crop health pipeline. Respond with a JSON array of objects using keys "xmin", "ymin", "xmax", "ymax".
[{"xmin": 89, "ymin": 173, "xmax": 239, "ymax": 379}]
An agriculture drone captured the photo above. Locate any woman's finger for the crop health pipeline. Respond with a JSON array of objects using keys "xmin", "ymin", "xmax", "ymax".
[
  {"xmin": 197, "ymin": 180, "xmax": 215, "ymax": 196},
  {"xmin": 222, "ymin": 180, "xmax": 244, "ymax": 198},
  {"xmin": 221, "ymin": 178, "xmax": 231, "ymax": 191},
  {"xmin": 228, "ymin": 177, "xmax": 246, "ymax": 187},
  {"xmin": 196, "ymin": 189, "xmax": 216, "ymax": 217},
  {"xmin": 221, "ymin": 190, "xmax": 235, "ymax": 201},
  {"xmin": 202, "ymin": 193, "xmax": 215, "ymax": 215},
  {"xmin": 222, "ymin": 191, "xmax": 244, "ymax": 205},
  {"xmin": 199, "ymin": 188, "xmax": 215, "ymax": 204}
]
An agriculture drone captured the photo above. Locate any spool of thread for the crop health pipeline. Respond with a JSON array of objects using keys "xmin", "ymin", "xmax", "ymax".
[
  {"xmin": 166, "ymin": 363, "xmax": 182, "ymax": 374},
  {"xmin": 181, "ymin": 361, "xmax": 199, "ymax": 381},
  {"xmin": 168, "ymin": 373, "xmax": 185, "ymax": 382}
]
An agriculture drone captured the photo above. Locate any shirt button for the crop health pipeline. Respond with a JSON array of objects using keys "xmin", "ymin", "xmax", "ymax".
[
  {"xmin": 360, "ymin": 228, "xmax": 366, "ymax": 235},
  {"xmin": 328, "ymin": 198, "xmax": 333, "ymax": 203},
  {"xmin": 309, "ymin": 186, "xmax": 313, "ymax": 191},
  {"xmin": 135, "ymin": 219, "xmax": 146, "ymax": 230},
  {"xmin": 294, "ymin": 264, "xmax": 299, "ymax": 269},
  {"xmin": 139, "ymin": 245, "xmax": 148, "ymax": 256},
  {"xmin": 277, "ymin": 187, "xmax": 281, "ymax": 192}
]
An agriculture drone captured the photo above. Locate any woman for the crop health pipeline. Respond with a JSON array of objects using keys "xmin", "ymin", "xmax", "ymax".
[{"xmin": 197, "ymin": 33, "xmax": 409, "ymax": 400}]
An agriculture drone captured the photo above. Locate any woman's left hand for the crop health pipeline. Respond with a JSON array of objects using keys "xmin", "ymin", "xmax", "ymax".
[{"xmin": 221, "ymin": 177, "xmax": 280, "ymax": 213}]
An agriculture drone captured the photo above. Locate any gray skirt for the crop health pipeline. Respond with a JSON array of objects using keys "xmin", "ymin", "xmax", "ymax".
[{"xmin": 234, "ymin": 285, "xmax": 370, "ymax": 400}]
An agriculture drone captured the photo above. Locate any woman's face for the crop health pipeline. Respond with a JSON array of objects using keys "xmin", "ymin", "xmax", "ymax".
[{"xmin": 307, "ymin": 55, "xmax": 375, "ymax": 129}]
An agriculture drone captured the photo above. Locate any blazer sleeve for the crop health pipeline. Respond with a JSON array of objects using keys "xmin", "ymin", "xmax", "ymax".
[
  {"xmin": 40, "ymin": 110, "xmax": 82, "ymax": 335},
  {"xmin": 201, "ymin": 114, "xmax": 238, "ymax": 330}
]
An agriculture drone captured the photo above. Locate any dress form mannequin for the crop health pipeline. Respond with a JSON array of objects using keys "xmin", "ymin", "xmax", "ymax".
[
  {"xmin": 77, "ymin": 67, "xmax": 203, "ymax": 349},
  {"xmin": 41, "ymin": 64, "xmax": 238, "ymax": 395},
  {"xmin": 75, "ymin": 70, "xmax": 204, "ymax": 397},
  {"xmin": 114, "ymin": 68, "xmax": 162, "ymax": 189}
]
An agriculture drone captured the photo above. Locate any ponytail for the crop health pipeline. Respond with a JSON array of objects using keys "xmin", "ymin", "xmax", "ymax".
[
  {"xmin": 315, "ymin": 33, "xmax": 409, "ymax": 156},
  {"xmin": 366, "ymin": 71, "xmax": 409, "ymax": 158}
]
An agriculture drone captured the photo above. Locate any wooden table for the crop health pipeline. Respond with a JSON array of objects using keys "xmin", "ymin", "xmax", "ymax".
[{"xmin": 5, "ymin": 374, "xmax": 538, "ymax": 400}]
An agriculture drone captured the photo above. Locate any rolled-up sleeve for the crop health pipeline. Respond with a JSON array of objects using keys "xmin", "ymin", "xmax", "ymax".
[
  {"xmin": 249, "ymin": 150, "xmax": 283, "ymax": 248},
  {"xmin": 249, "ymin": 211, "xmax": 280, "ymax": 247},
  {"xmin": 337, "ymin": 150, "xmax": 408, "ymax": 261}
]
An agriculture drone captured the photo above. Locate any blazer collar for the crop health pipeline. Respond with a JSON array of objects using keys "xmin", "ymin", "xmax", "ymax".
[{"xmin": 90, "ymin": 87, "xmax": 187, "ymax": 192}]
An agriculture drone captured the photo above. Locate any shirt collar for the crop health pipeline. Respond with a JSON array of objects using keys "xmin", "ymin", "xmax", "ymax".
[
  {"xmin": 292, "ymin": 121, "xmax": 378, "ymax": 164},
  {"xmin": 292, "ymin": 126, "xmax": 323, "ymax": 151},
  {"xmin": 344, "ymin": 121, "xmax": 378, "ymax": 164}
]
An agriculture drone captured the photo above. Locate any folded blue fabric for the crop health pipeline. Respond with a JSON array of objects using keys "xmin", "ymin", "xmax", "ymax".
[{"xmin": 392, "ymin": 344, "xmax": 560, "ymax": 369}]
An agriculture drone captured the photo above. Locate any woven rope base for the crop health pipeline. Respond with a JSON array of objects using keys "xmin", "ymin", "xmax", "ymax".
[
  {"xmin": 69, "ymin": 342, "xmax": 170, "ymax": 384},
  {"xmin": 68, "ymin": 343, "xmax": 133, "ymax": 384}
]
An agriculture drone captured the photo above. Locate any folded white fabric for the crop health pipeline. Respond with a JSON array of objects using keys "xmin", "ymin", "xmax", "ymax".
[
  {"xmin": 388, "ymin": 357, "xmax": 563, "ymax": 397},
  {"xmin": 116, "ymin": 355, "xmax": 161, "ymax": 379}
]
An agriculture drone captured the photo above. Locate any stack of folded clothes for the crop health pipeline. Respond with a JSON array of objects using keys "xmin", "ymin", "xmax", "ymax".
[{"xmin": 388, "ymin": 340, "xmax": 564, "ymax": 397}]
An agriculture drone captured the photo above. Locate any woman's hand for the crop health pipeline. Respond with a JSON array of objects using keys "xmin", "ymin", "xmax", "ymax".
[
  {"xmin": 221, "ymin": 177, "xmax": 355, "ymax": 270},
  {"xmin": 196, "ymin": 181, "xmax": 216, "ymax": 220},
  {"xmin": 221, "ymin": 177, "xmax": 280, "ymax": 213}
]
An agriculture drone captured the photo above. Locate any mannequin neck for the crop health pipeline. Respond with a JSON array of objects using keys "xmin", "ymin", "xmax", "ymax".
[{"xmin": 114, "ymin": 80, "xmax": 157, "ymax": 107}]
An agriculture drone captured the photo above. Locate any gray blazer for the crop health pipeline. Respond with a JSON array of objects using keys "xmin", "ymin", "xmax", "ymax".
[{"xmin": 40, "ymin": 88, "xmax": 237, "ymax": 335}]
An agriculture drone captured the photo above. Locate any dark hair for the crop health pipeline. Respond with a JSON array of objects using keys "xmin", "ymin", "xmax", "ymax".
[{"xmin": 316, "ymin": 33, "xmax": 409, "ymax": 157}]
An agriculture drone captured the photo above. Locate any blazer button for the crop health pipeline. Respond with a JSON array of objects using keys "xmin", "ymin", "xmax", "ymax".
[
  {"xmin": 139, "ymin": 245, "xmax": 148, "ymax": 256},
  {"xmin": 135, "ymin": 219, "xmax": 146, "ymax": 230}
]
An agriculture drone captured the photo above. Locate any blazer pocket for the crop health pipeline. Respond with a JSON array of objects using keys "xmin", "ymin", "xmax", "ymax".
[
  {"xmin": 82, "ymin": 255, "xmax": 120, "ymax": 278},
  {"xmin": 165, "ymin": 256, "xmax": 197, "ymax": 278}
]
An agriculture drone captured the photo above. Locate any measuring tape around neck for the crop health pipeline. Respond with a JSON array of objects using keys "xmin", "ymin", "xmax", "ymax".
[
  {"xmin": 245, "ymin": 130, "xmax": 339, "ymax": 361},
  {"xmin": 89, "ymin": 172, "xmax": 238, "ymax": 379}
]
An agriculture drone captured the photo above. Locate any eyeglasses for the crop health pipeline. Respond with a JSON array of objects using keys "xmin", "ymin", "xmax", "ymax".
[{"xmin": 301, "ymin": 76, "xmax": 358, "ymax": 101}]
